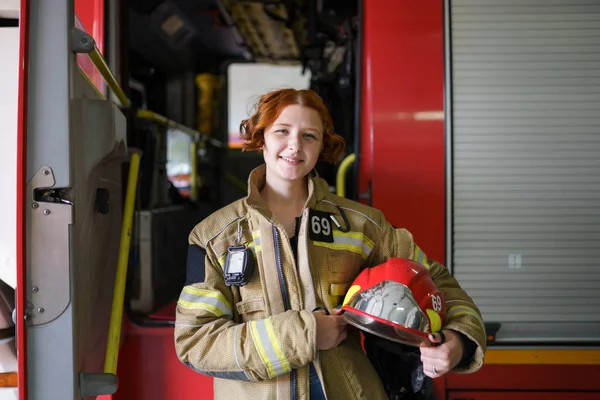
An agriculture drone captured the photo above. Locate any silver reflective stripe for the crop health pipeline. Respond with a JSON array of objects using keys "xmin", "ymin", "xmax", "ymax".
[
  {"xmin": 249, "ymin": 319, "xmax": 291, "ymax": 378},
  {"xmin": 174, "ymin": 323, "xmax": 203, "ymax": 328},
  {"xmin": 183, "ymin": 362, "xmax": 250, "ymax": 381},
  {"xmin": 313, "ymin": 231, "xmax": 374, "ymax": 259},
  {"xmin": 338, "ymin": 231, "xmax": 373, "ymax": 258},
  {"xmin": 252, "ymin": 231, "xmax": 262, "ymax": 248},
  {"xmin": 178, "ymin": 286, "xmax": 233, "ymax": 319},
  {"xmin": 248, "ymin": 231, "xmax": 262, "ymax": 253}
]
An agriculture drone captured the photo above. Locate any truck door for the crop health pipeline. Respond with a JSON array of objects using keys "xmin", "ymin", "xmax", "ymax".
[{"xmin": 17, "ymin": 0, "xmax": 127, "ymax": 398}]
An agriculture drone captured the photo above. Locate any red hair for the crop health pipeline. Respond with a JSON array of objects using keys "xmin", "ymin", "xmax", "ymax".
[{"xmin": 240, "ymin": 88, "xmax": 346, "ymax": 164}]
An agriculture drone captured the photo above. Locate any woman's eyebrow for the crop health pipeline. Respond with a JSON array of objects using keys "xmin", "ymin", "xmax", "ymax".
[
  {"xmin": 303, "ymin": 127, "xmax": 321, "ymax": 133},
  {"xmin": 272, "ymin": 122, "xmax": 322, "ymax": 134}
]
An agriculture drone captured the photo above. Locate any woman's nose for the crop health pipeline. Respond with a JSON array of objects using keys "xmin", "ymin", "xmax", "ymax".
[{"xmin": 288, "ymin": 135, "xmax": 302, "ymax": 152}]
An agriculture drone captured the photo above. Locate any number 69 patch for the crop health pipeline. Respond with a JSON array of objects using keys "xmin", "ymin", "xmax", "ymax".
[{"xmin": 308, "ymin": 209, "xmax": 334, "ymax": 243}]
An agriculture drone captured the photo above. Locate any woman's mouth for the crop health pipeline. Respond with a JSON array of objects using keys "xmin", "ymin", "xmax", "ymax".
[{"xmin": 280, "ymin": 156, "xmax": 302, "ymax": 165}]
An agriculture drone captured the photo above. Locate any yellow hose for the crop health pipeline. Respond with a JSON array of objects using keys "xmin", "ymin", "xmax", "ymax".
[
  {"xmin": 336, "ymin": 153, "xmax": 356, "ymax": 198},
  {"xmin": 104, "ymin": 152, "xmax": 141, "ymax": 374}
]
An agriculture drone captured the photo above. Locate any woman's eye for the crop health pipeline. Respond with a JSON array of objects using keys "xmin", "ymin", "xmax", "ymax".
[
  {"xmin": 275, "ymin": 129, "xmax": 287, "ymax": 134},
  {"xmin": 304, "ymin": 133, "xmax": 317, "ymax": 140}
]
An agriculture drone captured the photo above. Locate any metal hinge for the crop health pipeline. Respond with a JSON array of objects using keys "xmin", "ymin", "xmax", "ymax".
[{"xmin": 72, "ymin": 27, "xmax": 95, "ymax": 53}]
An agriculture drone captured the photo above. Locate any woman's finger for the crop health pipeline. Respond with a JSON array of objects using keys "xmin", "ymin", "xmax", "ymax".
[{"xmin": 420, "ymin": 347, "xmax": 446, "ymax": 361}]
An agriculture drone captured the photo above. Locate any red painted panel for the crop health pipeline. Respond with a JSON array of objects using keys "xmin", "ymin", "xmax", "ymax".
[
  {"xmin": 448, "ymin": 392, "xmax": 600, "ymax": 400},
  {"xmin": 112, "ymin": 318, "xmax": 214, "ymax": 400},
  {"xmin": 17, "ymin": 1, "xmax": 30, "ymax": 399},
  {"xmin": 361, "ymin": 2, "xmax": 446, "ymax": 398},
  {"xmin": 357, "ymin": 2, "xmax": 373, "ymax": 208},
  {"xmin": 74, "ymin": 0, "xmax": 106, "ymax": 95},
  {"xmin": 74, "ymin": 0, "xmax": 104, "ymax": 53},
  {"xmin": 360, "ymin": 0, "xmax": 445, "ymax": 264},
  {"xmin": 446, "ymin": 364, "xmax": 600, "ymax": 392}
]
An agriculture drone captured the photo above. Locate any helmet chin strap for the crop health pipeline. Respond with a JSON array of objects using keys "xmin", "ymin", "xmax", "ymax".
[{"xmin": 433, "ymin": 331, "xmax": 446, "ymax": 346}]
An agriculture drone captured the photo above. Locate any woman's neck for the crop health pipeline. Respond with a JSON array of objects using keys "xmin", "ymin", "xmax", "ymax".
[
  {"xmin": 260, "ymin": 179, "xmax": 308, "ymax": 210},
  {"xmin": 260, "ymin": 173, "xmax": 308, "ymax": 234}
]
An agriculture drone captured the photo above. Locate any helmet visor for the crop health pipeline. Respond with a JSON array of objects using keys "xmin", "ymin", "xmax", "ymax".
[{"xmin": 341, "ymin": 281, "xmax": 430, "ymax": 346}]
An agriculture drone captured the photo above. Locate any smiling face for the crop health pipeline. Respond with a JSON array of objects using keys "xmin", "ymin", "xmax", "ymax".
[{"xmin": 262, "ymin": 104, "xmax": 324, "ymax": 187}]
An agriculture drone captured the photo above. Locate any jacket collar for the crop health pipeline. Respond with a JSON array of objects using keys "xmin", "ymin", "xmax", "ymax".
[{"xmin": 245, "ymin": 164, "xmax": 330, "ymax": 217}]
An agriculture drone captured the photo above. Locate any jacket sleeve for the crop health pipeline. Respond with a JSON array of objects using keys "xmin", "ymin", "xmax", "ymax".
[
  {"xmin": 174, "ymin": 234, "xmax": 317, "ymax": 382},
  {"xmin": 425, "ymin": 258, "xmax": 486, "ymax": 373},
  {"xmin": 367, "ymin": 218, "xmax": 486, "ymax": 374}
]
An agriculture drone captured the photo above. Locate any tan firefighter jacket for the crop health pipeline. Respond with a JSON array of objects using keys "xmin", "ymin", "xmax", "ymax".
[{"xmin": 175, "ymin": 164, "xmax": 486, "ymax": 400}]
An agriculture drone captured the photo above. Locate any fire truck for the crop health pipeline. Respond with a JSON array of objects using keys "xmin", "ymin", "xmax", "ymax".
[{"xmin": 1, "ymin": 0, "xmax": 599, "ymax": 399}]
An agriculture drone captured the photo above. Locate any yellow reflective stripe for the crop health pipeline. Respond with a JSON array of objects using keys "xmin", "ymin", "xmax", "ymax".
[
  {"xmin": 247, "ymin": 243, "xmax": 262, "ymax": 253},
  {"xmin": 447, "ymin": 305, "xmax": 485, "ymax": 328},
  {"xmin": 413, "ymin": 245, "xmax": 430, "ymax": 268},
  {"xmin": 249, "ymin": 319, "xmax": 291, "ymax": 378},
  {"xmin": 313, "ymin": 231, "xmax": 374, "ymax": 259},
  {"xmin": 178, "ymin": 286, "xmax": 232, "ymax": 318}
]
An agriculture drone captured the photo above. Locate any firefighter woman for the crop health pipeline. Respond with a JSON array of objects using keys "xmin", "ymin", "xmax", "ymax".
[{"xmin": 174, "ymin": 88, "xmax": 485, "ymax": 400}]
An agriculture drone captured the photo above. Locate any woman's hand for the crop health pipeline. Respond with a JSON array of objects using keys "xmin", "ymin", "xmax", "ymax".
[
  {"xmin": 314, "ymin": 310, "xmax": 348, "ymax": 350},
  {"xmin": 420, "ymin": 330, "xmax": 464, "ymax": 378}
]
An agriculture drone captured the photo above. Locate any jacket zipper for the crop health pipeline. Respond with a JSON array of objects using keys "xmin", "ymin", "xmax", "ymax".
[{"xmin": 271, "ymin": 224, "xmax": 296, "ymax": 400}]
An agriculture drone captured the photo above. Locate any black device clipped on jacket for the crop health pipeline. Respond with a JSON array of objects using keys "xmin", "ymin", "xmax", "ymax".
[{"xmin": 224, "ymin": 245, "xmax": 255, "ymax": 286}]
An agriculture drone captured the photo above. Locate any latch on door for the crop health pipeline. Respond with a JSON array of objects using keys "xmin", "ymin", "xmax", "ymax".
[{"xmin": 25, "ymin": 166, "xmax": 73, "ymax": 325}]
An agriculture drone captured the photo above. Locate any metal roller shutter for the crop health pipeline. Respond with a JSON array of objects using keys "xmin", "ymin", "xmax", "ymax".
[{"xmin": 448, "ymin": 0, "xmax": 600, "ymax": 342}]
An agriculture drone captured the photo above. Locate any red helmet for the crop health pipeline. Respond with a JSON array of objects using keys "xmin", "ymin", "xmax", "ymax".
[{"xmin": 339, "ymin": 258, "xmax": 446, "ymax": 347}]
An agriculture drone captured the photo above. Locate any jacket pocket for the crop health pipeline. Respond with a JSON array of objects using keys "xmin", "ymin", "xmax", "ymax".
[{"xmin": 236, "ymin": 297, "xmax": 266, "ymax": 321}]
